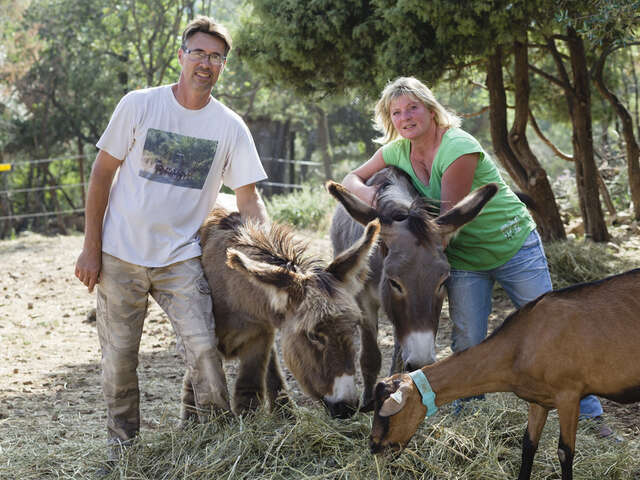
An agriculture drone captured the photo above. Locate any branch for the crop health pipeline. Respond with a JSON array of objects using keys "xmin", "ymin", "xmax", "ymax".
[
  {"xmin": 543, "ymin": 35, "xmax": 574, "ymax": 92},
  {"xmin": 468, "ymin": 80, "xmax": 487, "ymax": 90},
  {"xmin": 460, "ymin": 106, "xmax": 490, "ymax": 118},
  {"xmin": 528, "ymin": 109, "xmax": 573, "ymax": 161},
  {"xmin": 548, "ymin": 33, "xmax": 570, "ymax": 42},
  {"xmin": 528, "ymin": 64, "xmax": 566, "ymax": 89}
]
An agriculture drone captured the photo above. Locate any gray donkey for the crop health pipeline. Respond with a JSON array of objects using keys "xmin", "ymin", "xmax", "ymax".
[{"xmin": 328, "ymin": 167, "xmax": 497, "ymax": 409}]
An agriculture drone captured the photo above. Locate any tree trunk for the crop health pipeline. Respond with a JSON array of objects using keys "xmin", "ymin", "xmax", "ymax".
[
  {"xmin": 246, "ymin": 117, "xmax": 292, "ymax": 196},
  {"xmin": 564, "ymin": 28, "xmax": 608, "ymax": 241},
  {"xmin": 301, "ymin": 128, "xmax": 317, "ymax": 182},
  {"xmin": 593, "ymin": 44, "xmax": 640, "ymax": 221},
  {"xmin": 508, "ymin": 40, "xmax": 566, "ymax": 241},
  {"xmin": 486, "ymin": 47, "xmax": 565, "ymax": 241},
  {"xmin": 78, "ymin": 137, "xmax": 86, "ymax": 208},
  {"xmin": 288, "ymin": 131, "xmax": 296, "ymax": 189},
  {"xmin": 315, "ymin": 107, "xmax": 333, "ymax": 180}
]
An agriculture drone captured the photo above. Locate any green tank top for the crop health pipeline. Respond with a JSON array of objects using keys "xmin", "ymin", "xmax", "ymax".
[{"xmin": 381, "ymin": 128, "xmax": 536, "ymax": 271}]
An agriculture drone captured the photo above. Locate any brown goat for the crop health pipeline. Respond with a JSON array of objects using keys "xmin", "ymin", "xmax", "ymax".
[
  {"xmin": 328, "ymin": 170, "xmax": 497, "ymax": 409},
  {"xmin": 370, "ymin": 268, "xmax": 640, "ymax": 480},
  {"xmin": 181, "ymin": 206, "xmax": 380, "ymax": 420}
]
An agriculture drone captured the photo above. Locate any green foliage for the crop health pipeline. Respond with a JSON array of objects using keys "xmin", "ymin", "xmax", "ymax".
[
  {"xmin": 265, "ymin": 184, "xmax": 335, "ymax": 231},
  {"xmin": 555, "ymin": 0, "xmax": 640, "ymax": 44},
  {"xmin": 237, "ymin": 0, "xmax": 383, "ymax": 97}
]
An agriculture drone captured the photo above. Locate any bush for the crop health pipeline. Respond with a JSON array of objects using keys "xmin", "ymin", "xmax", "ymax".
[{"xmin": 265, "ymin": 185, "xmax": 335, "ymax": 231}]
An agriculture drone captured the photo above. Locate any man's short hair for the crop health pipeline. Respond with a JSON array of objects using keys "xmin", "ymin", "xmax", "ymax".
[{"xmin": 182, "ymin": 16, "xmax": 232, "ymax": 55}]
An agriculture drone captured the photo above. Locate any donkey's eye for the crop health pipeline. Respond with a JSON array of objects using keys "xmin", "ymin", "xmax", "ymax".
[{"xmin": 388, "ymin": 278, "xmax": 404, "ymax": 294}]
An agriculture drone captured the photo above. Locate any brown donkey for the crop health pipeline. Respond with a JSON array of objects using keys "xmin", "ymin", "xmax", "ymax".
[
  {"xmin": 369, "ymin": 268, "xmax": 640, "ymax": 480},
  {"xmin": 328, "ymin": 167, "xmax": 497, "ymax": 409},
  {"xmin": 181, "ymin": 206, "xmax": 379, "ymax": 420}
]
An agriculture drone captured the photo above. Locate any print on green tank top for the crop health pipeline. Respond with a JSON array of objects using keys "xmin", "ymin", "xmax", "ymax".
[{"xmin": 381, "ymin": 128, "xmax": 536, "ymax": 271}]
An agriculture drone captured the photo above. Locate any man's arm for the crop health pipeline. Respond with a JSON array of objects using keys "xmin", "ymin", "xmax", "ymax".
[
  {"xmin": 74, "ymin": 150, "xmax": 122, "ymax": 293},
  {"xmin": 235, "ymin": 183, "xmax": 269, "ymax": 224}
]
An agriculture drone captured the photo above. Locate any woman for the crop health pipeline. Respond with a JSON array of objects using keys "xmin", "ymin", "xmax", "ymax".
[{"xmin": 343, "ymin": 76, "xmax": 608, "ymax": 430}]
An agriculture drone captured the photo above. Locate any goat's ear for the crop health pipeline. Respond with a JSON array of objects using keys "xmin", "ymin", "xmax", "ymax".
[
  {"xmin": 378, "ymin": 381, "xmax": 414, "ymax": 417},
  {"xmin": 326, "ymin": 219, "xmax": 380, "ymax": 293},
  {"xmin": 226, "ymin": 248, "xmax": 306, "ymax": 313},
  {"xmin": 326, "ymin": 180, "xmax": 378, "ymax": 225},
  {"xmin": 436, "ymin": 183, "xmax": 498, "ymax": 241}
]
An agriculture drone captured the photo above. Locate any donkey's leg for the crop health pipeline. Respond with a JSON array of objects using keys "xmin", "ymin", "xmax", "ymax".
[
  {"xmin": 389, "ymin": 333, "xmax": 404, "ymax": 375},
  {"xmin": 265, "ymin": 346, "xmax": 291, "ymax": 411},
  {"xmin": 518, "ymin": 402, "xmax": 549, "ymax": 480},
  {"xmin": 359, "ymin": 293, "xmax": 382, "ymax": 411},
  {"xmin": 233, "ymin": 327, "xmax": 274, "ymax": 414}
]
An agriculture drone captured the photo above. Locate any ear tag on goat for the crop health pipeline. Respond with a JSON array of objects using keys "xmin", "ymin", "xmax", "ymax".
[
  {"xmin": 409, "ymin": 369, "xmax": 438, "ymax": 417},
  {"xmin": 390, "ymin": 390, "xmax": 403, "ymax": 404}
]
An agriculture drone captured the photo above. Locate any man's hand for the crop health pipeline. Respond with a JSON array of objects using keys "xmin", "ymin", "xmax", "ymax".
[
  {"xmin": 74, "ymin": 149, "xmax": 121, "ymax": 293},
  {"xmin": 75, "ymin": 248, "xmax": 101, "ymax": 293}
]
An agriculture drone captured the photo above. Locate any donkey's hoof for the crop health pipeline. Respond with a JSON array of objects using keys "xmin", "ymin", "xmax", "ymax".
[
  {"xmin": 179, "ymin": 403, "xmax": 199, "ymax": 427},
  {"xmin": 232, "ymin": 394, "xmax": 262, "ymax": 415}
]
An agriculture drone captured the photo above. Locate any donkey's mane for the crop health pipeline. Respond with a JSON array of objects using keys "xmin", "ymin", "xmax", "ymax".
[
  {"xmin": 205, "ymin": 207, "xmax": 338, "ymax": 296},
  {"xmin": 369, "ymin": 167, "xmax": 441, "ymax": 244},
  {"xmin": 236, "ymin": 222, "xmax": 325, "ymax": 274},
  {"xmin": 369, "ymin": 168, "xmax": 415, "ymax": 219},
  {"xmin": 242, "ymin": 226, "xmax": 346, "ymax": 300}
]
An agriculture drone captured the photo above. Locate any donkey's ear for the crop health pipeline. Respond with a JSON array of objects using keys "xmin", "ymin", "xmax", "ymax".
[
  {"xmin": 326, "ymin": 181, "xmax": 378, "ymax": 225},
  {"xmin": 436, "ymin": 183, "xmax": 498, "ymax": 241},
  {"xmin": 326, "ymin": 219, "xmax": 380, "ymax": 293},
  {"xmin": 226, "ymin": 248, "xmax": 307, "ymax": 313}
]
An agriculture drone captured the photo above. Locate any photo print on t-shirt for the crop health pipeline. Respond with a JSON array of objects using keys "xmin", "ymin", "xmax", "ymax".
[{"xmin": 139, "ymin": 128, "xmax": 217, "ymax": 189}]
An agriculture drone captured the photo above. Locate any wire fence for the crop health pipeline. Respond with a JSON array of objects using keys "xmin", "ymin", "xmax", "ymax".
[{"xmin": 0, "ymin": 154, "xmax": 322, "ymax": 224}]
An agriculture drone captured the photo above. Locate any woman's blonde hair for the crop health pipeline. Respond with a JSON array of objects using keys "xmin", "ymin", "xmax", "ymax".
[{"xmin": 373, "ymin": 76, "xmax": 461, "ymax": 144}]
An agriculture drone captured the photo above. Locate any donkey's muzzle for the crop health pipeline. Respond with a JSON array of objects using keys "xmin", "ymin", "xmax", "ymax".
[{"xmin": 323, "ymin": 399, "xmax": 357, "ymax": 419}]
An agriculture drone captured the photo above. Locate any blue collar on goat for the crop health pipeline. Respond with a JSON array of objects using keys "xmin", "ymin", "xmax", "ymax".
[{"xmin": 409, "ymin": 370, "xmax": 438, "ymax": 417}]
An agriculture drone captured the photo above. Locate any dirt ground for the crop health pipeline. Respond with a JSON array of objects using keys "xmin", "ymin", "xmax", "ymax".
[{"xmin": 1, "ymin": 228, "xmax": 639, "ymax": 459}]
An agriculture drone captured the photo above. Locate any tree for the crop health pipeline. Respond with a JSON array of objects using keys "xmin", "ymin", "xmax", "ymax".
[
  {"xmin": 241, "ymin": 0, "xmax": 568, "ymax": 239},
  {"xmin": 574, "ymin": 0, "xmax": 640, "ymax": 220},
  {"xmin": 594, "ymin": 42, "xmax": 640, "ymax": 221}
]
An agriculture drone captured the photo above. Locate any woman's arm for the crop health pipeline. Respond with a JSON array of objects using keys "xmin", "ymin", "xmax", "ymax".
[
  {"xmin": 440, "ymin": 153, "xmax": 479, "ymax": 214},
  {"xmin": 342, "ymin": 148, "xmax": 386, "ymax": 207}
]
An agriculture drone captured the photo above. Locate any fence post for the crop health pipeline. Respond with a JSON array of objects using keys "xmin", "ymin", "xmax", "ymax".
[{"xmin": 0, "ymin": 162, "xmax": 12, "ymax": 238}]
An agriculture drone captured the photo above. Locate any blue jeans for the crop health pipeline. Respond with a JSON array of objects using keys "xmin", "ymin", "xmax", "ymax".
[{"xmin": 446, "ymin": 230, "xmax": 602, "ymax": 418}]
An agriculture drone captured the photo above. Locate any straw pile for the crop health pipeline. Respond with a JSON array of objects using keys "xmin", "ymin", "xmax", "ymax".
[{"xmin": 3, "ymin": 394, "xmax": 638, "ymax": 479}]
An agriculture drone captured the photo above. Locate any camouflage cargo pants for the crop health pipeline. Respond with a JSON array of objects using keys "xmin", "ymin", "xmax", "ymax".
[{"xmin": 96, "ymin": 253, "xmax": 230, "ymax": 444}]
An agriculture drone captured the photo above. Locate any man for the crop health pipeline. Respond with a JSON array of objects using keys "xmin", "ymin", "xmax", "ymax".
[{"xmin": 74, "ymin": 16, "xmax": 268, "ymax": 458}]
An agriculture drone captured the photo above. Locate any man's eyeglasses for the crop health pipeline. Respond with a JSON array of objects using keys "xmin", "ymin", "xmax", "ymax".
[{"xmin": 182, "ymin": 46, "xmax": 226, "ymax": 66}]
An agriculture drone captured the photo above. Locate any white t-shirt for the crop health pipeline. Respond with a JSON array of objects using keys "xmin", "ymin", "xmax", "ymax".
[{"xmin": 96, "ymin": 85, "xmax": 267, "ymax": 267}]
